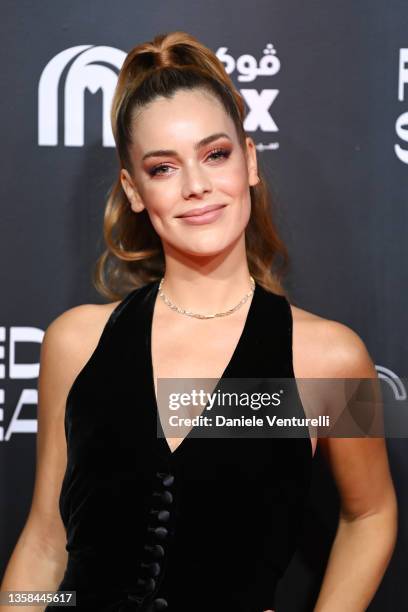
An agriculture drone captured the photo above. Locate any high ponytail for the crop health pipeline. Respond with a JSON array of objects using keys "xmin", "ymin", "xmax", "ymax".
[{"xmin": 93, "ymin": 31, "xmax": 289, "ymax": 300}]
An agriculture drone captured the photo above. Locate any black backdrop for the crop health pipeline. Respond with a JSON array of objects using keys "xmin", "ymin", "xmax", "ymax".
[{"xmin": 1, "ymin": 1, "xmax": 407, "ymax": 610}]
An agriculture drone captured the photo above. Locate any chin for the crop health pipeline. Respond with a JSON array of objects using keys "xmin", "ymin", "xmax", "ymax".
[
  {"xmin": 182, "ymin": 245, "xmax": 228, "ymax": 258},
  {"xmin": 174, "ymin": 238, "xmax": 232, "ymax": 258},
  {"xmin": 163, "ymin": 228, "xmax": 242, "ymax": 258}
]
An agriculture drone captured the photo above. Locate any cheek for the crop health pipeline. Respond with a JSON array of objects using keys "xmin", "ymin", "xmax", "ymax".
[
  {"xmin": 137, "ymin": 178, "xmax": 173, "ymax": 211},
  {"xmin": 141, "ymin": 188, "xmax": 175, "ymax": 223},
  {"xmin": 216, "ymin": 163, "xmax": 249, "ymax": 197}
]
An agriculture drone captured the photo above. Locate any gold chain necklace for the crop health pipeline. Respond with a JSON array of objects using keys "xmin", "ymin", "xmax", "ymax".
[{"xmin": 158, "ymin": 276, "xmax": 255, "ymax": 319}]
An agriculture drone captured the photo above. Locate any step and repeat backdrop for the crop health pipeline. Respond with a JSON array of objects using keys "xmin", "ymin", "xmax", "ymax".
[{"xmin": 1, "ymin": 1, "xmax": 407, "ymax": 610}]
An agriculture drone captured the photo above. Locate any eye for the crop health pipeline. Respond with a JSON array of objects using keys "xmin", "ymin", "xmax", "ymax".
[
  {"xmin": 149, "ymin": 163, "xmax": 172, "ymax": 177},
  {"xmin": 207, "ymin": 147, "xmax": 231, "ymax": 162},
  {"xmin": 148, "ymin": 147, "xmax": 231, "ymax": 177}
]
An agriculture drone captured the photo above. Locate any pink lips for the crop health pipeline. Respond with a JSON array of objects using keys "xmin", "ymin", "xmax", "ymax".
[{"xmin": 176, "ymin": 204, "xmax": 227, "ymax": 225}]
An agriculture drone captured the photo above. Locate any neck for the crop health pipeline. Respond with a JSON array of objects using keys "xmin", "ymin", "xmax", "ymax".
[
  {"xmin": 159, "ymin": 233, "xmax": 254, "ymax": 312},
  {"xmin": 158, "ymin": 269, "xmax": 254, "ymax": 314}
]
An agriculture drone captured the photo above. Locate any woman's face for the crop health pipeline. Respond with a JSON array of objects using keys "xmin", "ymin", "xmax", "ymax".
[{"xmin": 121, "ymin": 88, "xmax": 259, "ymax": 258}]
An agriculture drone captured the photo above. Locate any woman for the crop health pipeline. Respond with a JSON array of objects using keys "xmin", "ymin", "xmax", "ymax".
[{"xmin": 1, "ymin": 31, "xmax": 397, "ymax": 612}]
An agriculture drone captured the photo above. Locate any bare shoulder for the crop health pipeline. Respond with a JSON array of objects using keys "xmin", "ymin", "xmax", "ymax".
[
  {"xmin": 289, "ymin": 303, "xmax": 376, "ymax": 378},
  {"xmin": 289, "ymin": 303, "xmax": 378, "ymax": 459},
  {"xmin": 47, "ymin": 299, "xmax": 121, "ymax": 342},
  {"xmin": 43, "ymin": 299, "xmax": 122, "ymax": 387}
]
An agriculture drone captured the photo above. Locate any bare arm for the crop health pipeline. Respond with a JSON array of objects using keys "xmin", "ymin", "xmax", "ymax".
[
  {"xmin": 0, "ymin": 303, "xmax": 114, "ymax": 610},
  {"xmin": 313, "ymin": 325, "xmax": 398, "ymax": 611}
]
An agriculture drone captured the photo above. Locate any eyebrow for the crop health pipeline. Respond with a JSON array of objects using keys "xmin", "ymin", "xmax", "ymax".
[{"xmin": 141, "ymin": 132, "xmax": 232, "ymax": 162}]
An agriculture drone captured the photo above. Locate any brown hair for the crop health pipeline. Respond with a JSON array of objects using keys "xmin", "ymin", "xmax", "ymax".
[{"xmin": 93, "ymin": 31, "xmax": 290, "ymax": 301}]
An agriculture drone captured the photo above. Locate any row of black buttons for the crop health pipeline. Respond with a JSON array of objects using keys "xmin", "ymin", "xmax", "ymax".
[{"xmin": 126, "ymin": 470, "xmax": 175, "ymax": 610}]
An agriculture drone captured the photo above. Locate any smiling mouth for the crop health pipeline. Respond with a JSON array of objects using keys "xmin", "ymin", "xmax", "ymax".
[{"xmin": 176, "ymin": 204, "xmax": 227, "ymax": 218}]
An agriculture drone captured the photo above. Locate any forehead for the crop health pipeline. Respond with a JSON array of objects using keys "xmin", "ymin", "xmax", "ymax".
[{"xmin": 130, "ymin": 89, "xmax": 235, "ymax": 149}]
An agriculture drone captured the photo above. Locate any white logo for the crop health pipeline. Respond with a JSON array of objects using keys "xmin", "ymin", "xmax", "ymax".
[
  {"xmin": 38, "ymin": 43, "xmax": 281, "ymax": 149},
  {"xmin": 376, "ymin": 365, "xmax": 407, "ymax": 401},
  {"xmin": 217, "ymin": 43, "xmax": 281, "ymax": 82},
  {"xmin": 395, "ymin": 48, "xmax": 408, "ymax": 163},
  {"xmin": 0, "ymin": 327, "xmax": 44, "ymax": 441},
  {"xmin": 38, "ymin": 45, "xmax": 126, "ymax": 147},
  {"xmin": 217, "ymin": 44, "xmax": 280, "ymax": 149}
]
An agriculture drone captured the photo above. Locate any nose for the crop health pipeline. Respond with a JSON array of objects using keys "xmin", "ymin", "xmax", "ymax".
[{"xmin": 181, "ymin": 162, "xmax": 212, "ymax": 199}]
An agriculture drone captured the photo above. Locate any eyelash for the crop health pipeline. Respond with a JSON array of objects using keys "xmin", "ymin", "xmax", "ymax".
[{"xmin": 148, "ymin": 147, "xmax": 231, "ymax": 177}]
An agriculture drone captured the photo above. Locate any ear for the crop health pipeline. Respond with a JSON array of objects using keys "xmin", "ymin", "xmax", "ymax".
[
  {"xmin": 120, "ymin": 169, "xmax": 146, "ymax": 213},
  {"xmin": 245, "ymin": 137, "xmax": 260, "ymax": 187}
]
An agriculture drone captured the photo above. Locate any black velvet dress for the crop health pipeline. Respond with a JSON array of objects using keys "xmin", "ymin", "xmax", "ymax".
[{"xmin": 45, "ymin": 279, "xmax": 314, "ymax": 612}]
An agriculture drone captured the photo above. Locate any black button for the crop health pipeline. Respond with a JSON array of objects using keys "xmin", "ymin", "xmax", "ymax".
[
  {"xmin": 141, "ymin": 561, "xmax": 161, "ymax": 577},
  {"xmin": 161, "ymin": 490, "xmax": 173, "ymax": 504},
  {"xmin": 148, "ymin": 526, "xmax": 168, "ymax": 540},
  {"xmin": 153, "ymin": 598, "xmax": 168, "ymax": 610},
  {"xmin": 156, "ymin": 472, "xmax": 175, "ymax": 487},
  {"xmin": 162, "ymin": 474, "xmax": 174, "ymax": 487},
  {"xmin": 144, "ymin": 543, "xmax": 165, "ymax": 558},
  {"xmin": 153, "ymin": 490, "xmax": 173, "ymax": 505},
  {"xmin": 150, "ymin": 509, "xmax": 170, "ymax": 522}
]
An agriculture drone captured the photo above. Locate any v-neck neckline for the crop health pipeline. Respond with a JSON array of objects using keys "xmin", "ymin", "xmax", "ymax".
[{"xmin": 145, "ymin": 279, "xmax": 259, "ymax": 457}]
